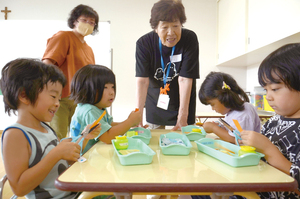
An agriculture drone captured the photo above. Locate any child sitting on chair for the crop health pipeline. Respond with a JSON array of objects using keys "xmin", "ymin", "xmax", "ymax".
[
  {"xmin": 198, "ymin": 72, "xmax": 261, "ymax": 144},
  {"xmin": 0, "ymin": 58, "xmax": 100, "ymax": 198},
  {"xmin": 69, "ymin": 64, "xmax": 141, "ymax": 153},
  {"xmin": 241, "ymin": 43, "xmax": 300, "ymax": 198}
]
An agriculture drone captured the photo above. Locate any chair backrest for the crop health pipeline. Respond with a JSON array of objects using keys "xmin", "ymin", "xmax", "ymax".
[
  {"xmin": 0, "ymin": 175, "xmax": 7, "ymax": 199},
  {"xmin": 0, "ymin": 175, "xmax": 18, "ymax": 199}
]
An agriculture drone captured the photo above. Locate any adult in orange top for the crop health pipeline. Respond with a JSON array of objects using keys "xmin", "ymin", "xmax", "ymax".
[{"xmin": 43, "ymin": 4, "xmax": 99, "ymax": 139}]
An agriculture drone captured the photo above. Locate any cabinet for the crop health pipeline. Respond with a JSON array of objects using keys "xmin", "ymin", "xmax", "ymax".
[
  {"xmin": 248, "ymin": 0, "xmax": 300, "ymax": 51},
  {"xmin": 217, "ymin": 0, "xmax": 247, "ymax": 64},
  {"xmin": 217, "ymin": 0, "xmax": 300, "ymax": 67}
]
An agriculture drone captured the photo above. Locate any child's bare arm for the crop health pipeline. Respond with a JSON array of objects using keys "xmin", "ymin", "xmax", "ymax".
[
  {"xmin": 99, "ymin": 110, "xmax": 141, "ymax": 144},
  {"xmin": 241, "ymin": 130, "xmax": 292, "ymax": 175},
  {"xmin": 203, "ymin": 122, "xmax": 235, "ymax": 143},
  {"xmin": 110, "ymin": 122, "xmax": 120, "ymax": 126},
  {"xmin": 3, "ymin": 129, "xmax": 80, "ymax": 196}
]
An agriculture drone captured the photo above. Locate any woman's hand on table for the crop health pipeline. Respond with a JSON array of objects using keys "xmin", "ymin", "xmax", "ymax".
[
  {"xmin": 172, "ymin": 114, "xmax": 188, "ymax": 130},
  {"xmin": 138, "ymin": 122, "xmax": 149, "ymax": 129}
]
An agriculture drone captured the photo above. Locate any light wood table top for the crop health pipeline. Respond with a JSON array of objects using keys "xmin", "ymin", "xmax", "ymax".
[{"xmin": 55, "ymin": 130, "xmax": 296, "ymax": 197}]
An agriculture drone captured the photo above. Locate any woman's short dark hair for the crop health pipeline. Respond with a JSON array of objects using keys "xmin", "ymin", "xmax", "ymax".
[
  {"xmin": 199, "ymin": 72, "xmax": 249, "ymax": 111},
  {"xmin": 258, "ymin": 43, "xmax": 300, "ymax": 91},
  {"xmin": 0, "ymin": 58, "xmax": 66, "ymax": 116},
  {"xmin": 150, "ymin": 0, "xmax": 187, "ymax": 29},
  {"xmin": 70, "ymin": 64, "xmax": 116, "ymax": 105},
  {"xmin": 68, "ymin": 4, "xmax": 99, "ymax": 35}
]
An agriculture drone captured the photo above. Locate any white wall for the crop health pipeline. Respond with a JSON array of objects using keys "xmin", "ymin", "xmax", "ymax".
[
  {"xmin": 0, "ymin": 0, "xmax": 224, "ymax": 127},
  {"xmin": 246, "ymin": 63, "xmax": 260, "ymax": 93}
]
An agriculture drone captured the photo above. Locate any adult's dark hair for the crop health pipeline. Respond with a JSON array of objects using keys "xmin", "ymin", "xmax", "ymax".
[
  {"xmin": 150, "ymin": 0, "xmax": 186, "ymax": 29},
  {"xmin": 70, "ymin": 64, "xmax": 116, "ymax": 105},
  {"xmin": 68, "ymin": 4, "xmax": 99, "ymax": 35},
  {"xmin": 258, "ymin": 43, "xmax": 300, "ymax": 91},
  {"xmin": 199, "ymin": 72, "xmax": 249, "ymax": 111},
  {"xmin": 0, "ymin": 58, "xmax": 66, "ymax": 116}
]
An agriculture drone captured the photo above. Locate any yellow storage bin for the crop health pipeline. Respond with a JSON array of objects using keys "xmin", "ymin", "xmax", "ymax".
[{"xmin": 263, "ymin": 95, "xmax": 274, "ymax": 112}]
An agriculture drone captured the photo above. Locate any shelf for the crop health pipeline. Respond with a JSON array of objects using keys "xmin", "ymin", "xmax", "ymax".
[
  {"xmin": 217, "ymin": 32, "xmax": 300, "ymax": 68},
  {"xmin": 256, "ymin": 110, "xmax": 275, "ymax": 116}
]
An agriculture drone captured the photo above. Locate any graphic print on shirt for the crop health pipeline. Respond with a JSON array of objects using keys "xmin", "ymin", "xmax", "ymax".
[
  {"xmin": 26, "ymin": 131, "xmax": 68, "ymax": 198},
  {"xmin": 258, "ymin": 115, "xmax": 300, "ymax": 199},
  {"xmin": 154, "ymin": 62, "xmax": 178, "ymax": 82}
]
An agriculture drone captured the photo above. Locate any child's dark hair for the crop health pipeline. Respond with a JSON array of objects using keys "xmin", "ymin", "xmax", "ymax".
[
  {"xmin": 67, "ymin": 4, "xmax": 99, "ymax": 35},
  {"xmin": 258, "ymin": 43, "xmax": 300, "ymax": 91},
  {"xmin": 199, "ymin": 72, "xmax": 249, "ymax": 111},
  {"xmin": 70, "ymin": 64, "xmax": 116, "ymax": 104},
  {"xmin": 0, "ymin": 58, "xmax": 66, "ymax": 116}
]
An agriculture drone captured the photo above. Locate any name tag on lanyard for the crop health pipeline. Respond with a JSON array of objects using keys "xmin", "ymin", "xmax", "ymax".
[
  {"xmin": 157, "ymin": 94, "xmax": 170, "ymax": 110},
  {"xmin": 157, "ymin": 39, "xmax": 175, "ymax": 110}
]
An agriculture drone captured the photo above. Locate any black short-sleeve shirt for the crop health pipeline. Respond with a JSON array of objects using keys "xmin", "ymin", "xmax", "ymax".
[{"xmin": 135, "ymin": 29, "xmax": 200, "ymax": 125}]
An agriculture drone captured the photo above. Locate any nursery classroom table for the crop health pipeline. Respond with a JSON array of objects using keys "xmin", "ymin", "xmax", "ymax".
[
  {"xmin": 196, "ymin": 111, "xmax": 274, "ymax": 123},
  {"xmin": 55, "ymin": 130, "xmax": 297, "ymax": 199}
]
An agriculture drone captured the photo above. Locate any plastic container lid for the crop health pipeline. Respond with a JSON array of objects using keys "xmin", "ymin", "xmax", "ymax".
[
  {"xmin": 116, "ymin": 135, "xmax": 126, "ymax": 140},
  {"xmin": 239, "ymin": 146, "xmax": 256, "ymax": 156},
  {"xmin": 191, "ymin": 128, "xmax": 202, "ymax": 133},
  {"xmin": 240, "ymin": 146, "xmax": 256, "ymax": 152}
]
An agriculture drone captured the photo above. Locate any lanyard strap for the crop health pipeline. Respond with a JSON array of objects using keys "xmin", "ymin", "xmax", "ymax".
[{"xmin": 159, "ymin": 38, "xmax": 175, "ymax": 86}]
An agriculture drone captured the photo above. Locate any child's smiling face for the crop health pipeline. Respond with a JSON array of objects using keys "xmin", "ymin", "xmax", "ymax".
[
  {"xmin": 28, "ymin": 81, "xmax": 62, "ymax": 122},
  {"xmin": 264, "ymin": 81, "xmax": 300, "ymax": 118},
  {"xmin": 95, "ymin": 83, "xmax": 115, "ymax": 109}
]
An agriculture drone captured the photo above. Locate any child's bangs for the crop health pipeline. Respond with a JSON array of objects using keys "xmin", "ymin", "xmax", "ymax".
[
  {"xmin": 259, "ymin": 67, "xmax": 283, "ymax": 87},
  {"xmin": 103, "ymin": 72, "xmax": 115, "ymax": 85}
]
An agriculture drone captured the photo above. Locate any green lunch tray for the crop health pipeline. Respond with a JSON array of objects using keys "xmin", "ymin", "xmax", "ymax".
[
  {"xmin": 181, "ymin": 125, "xmax": 206, "ymax": 141},
  {"xmin": 125, "ymin": 127, "xmax": 151, "ymax": 145},
  {"xmin": 195, "ymin": 138, "xmax": 265, "ymax": 167},
  {"xmin": 159, "ymin": 132, "xmax": 192, "ymax": 156},
  {"xmin": 112, "ymin": 137, "xmax": 156, "ymax": 166}
]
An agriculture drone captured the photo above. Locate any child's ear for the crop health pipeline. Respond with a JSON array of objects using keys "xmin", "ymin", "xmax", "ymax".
[{"xmin": 18, "ymin": 90, "xmax": 30, "ymax": 105}]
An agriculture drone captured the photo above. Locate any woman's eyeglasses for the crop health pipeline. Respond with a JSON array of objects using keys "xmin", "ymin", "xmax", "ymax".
[{"xmin": 77, "ymin": 18, "xmax": 96, "ymax": 27}]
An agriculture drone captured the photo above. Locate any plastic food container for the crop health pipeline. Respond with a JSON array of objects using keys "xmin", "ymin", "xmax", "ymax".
[
  {"xmin": 181, "ymin": 125, "xmax": 206, "ymax": 141},
  {"xmin": 112, "ymin": 137, "xmax": 156, "ymax": 166},
  {"xmin": 125, "ymin": 127, "xmax": 151, "ymax": 144},
  {"xmin": 159, "ymin": 132, "xmax": 192, "ymax": 156},
  {"xmin": 195, "ymin": 138, "xmax": 264, "ymax": 167},
  {"xmin": 114, "ymin": 136, "xmax": 128, "ymax": 150}
]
